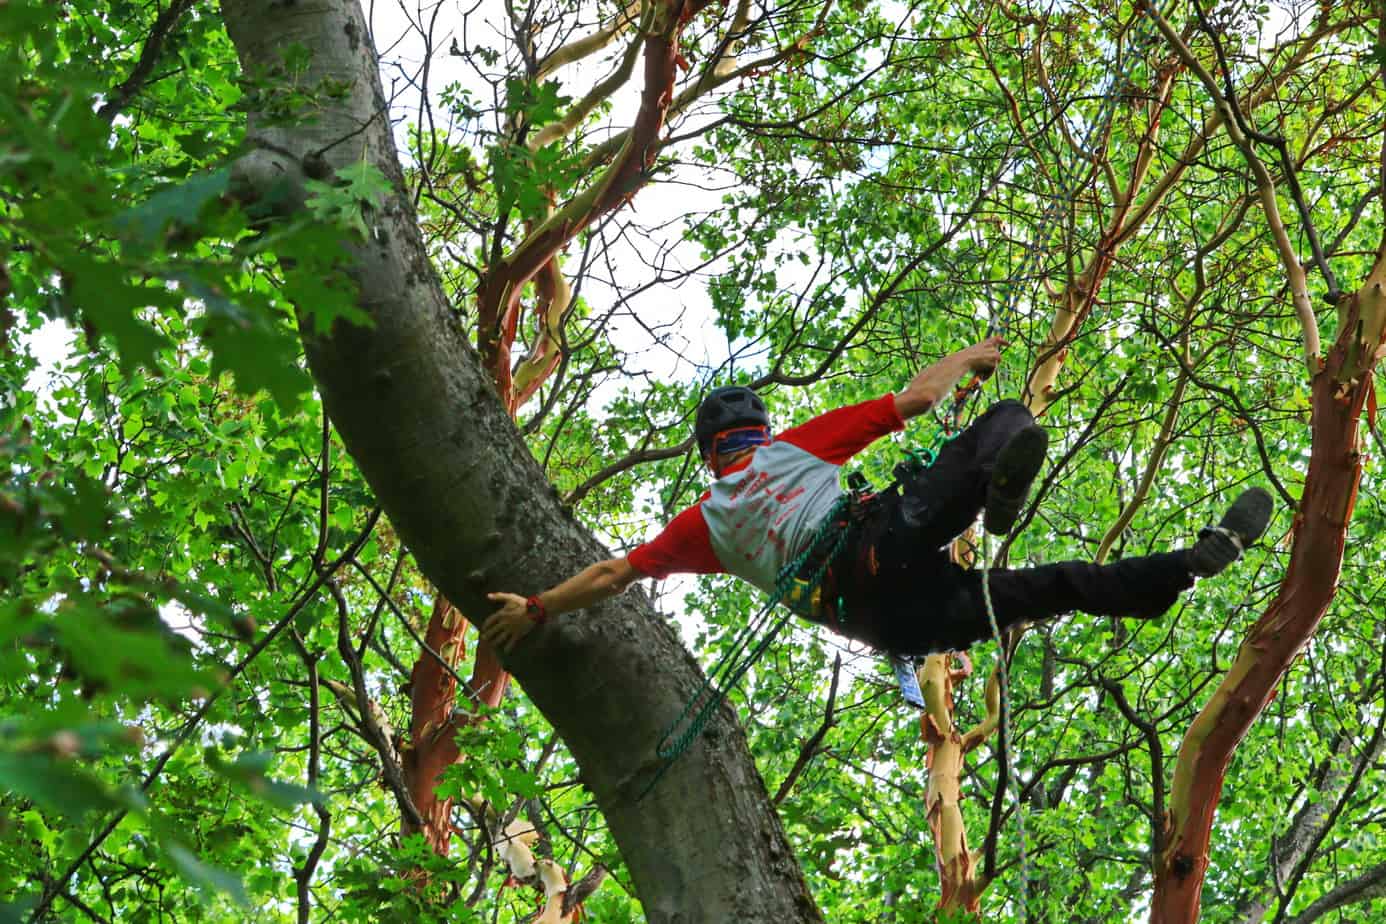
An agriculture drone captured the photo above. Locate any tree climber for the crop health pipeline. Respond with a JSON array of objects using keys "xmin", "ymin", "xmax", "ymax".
[{"xmin": 484, "ymin": 337, "xmax": 1272, "ymax": 656}]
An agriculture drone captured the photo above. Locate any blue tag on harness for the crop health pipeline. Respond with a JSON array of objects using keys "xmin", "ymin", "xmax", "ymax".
[{"xmin": 891, "ymin": 656, "xmax": 925, "ymax": 709}]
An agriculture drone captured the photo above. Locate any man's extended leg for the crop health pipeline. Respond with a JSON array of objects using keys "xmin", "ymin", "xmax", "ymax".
[
  {"xmin": 872, "ymin": 551, "xmax": 1194, "ymax": 654},
  {"xmin": 894, "ymin": 399, "xmax": 1043, "ymax": 548},
  {"xmin": 868, "ymin": 489, "xmax": 1274, "ymax": 655}
]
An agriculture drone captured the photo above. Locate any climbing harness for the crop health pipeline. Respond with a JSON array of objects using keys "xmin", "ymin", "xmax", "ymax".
[{"xmin": 640, "ymin": 391, "xmax": 1006, "ymax": 794}]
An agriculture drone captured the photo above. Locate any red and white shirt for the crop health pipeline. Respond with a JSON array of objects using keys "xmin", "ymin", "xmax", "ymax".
[{"xmin": 628, "ymin": 395, "xmax": 904, "ymax": 593}]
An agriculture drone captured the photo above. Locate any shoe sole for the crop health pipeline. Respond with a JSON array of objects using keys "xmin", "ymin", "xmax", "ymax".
[
  {"xmin": 1220, "ymin": 487, "xmax": 1273, "ymax": 546},
  {"xmin": 1189, "ymin": 487, "xmax": 1275, "ymax": 576},
  {"xmin": 984, "ymin": 426, "xmax": 1048, "ymax": 535}
]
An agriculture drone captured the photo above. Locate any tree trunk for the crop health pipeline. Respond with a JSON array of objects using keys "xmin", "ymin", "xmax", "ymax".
[
  {"xmin": 1150, "ymin": 259, "xmax": 1386, "ymax": 923},
  {"xmin": 219, "ymin": 2, "xmax": 823, "ymax": 919}
]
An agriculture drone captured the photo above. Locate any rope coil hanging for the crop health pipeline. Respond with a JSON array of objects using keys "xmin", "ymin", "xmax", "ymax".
[{"xmin": 639, "ymin": 494, "xmax": 856, "ymax": 798}]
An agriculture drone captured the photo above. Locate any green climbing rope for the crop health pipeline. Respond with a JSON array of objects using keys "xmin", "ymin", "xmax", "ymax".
[
  {"xmin": 639, "ymin": 494, "xmax": 857, "ymax": 798},
  {"xmin": 901, "ymin": 423, "xmax": 959, "ymax": 473}
]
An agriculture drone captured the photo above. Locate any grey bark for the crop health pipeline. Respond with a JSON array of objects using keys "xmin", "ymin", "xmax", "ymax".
[
  {"xmin": 217, "ymin": 1, "xmax": 823, "ymax": 920},
  {"xmin": 1280, "ymin": 863, "xmax": 1386, "ymax": 924},
  {"xmin": 1235, "ymin": 685, "xmax": 1386, "ymax": 923},
  {"xmin": 1233, "ymin": 733, "xmax": 1355, "ymax": 924}
]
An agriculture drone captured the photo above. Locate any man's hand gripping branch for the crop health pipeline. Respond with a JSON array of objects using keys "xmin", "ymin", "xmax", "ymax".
[{"xmin": 484, "ymin": 557, "xmax": 640, "ymax": 652}]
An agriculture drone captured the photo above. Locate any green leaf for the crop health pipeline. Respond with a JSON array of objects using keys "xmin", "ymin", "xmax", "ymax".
[
  {"xmin": 303, "ymin": 161, "xmax": 390, "ymax": 239},
  {"xmin": 207, "ymin": 750, "xmax": 322, "ymax": 810},
  {"xmin": 0, "ymin": 752, "xmax": 121, "ymax": 817},
  {"xmin": 65, "ymin": 258, "xmax": 172, "ymax": 366},
  {"xmin": 336, "ymin": 160, "xmax": 392, "ymax": 208},
  {"xmin": 162, "ymin": 842, "xmax": 249, "ymax": 906},
  {"xmin": 51, "ymin": 595, "xmax": 212, "ymax": 702},
  {"xmin": 177, "ymin": 275, "xmax": 311, "ymax": 410},
  {"xmin": 111, "ymin": 169, "xmax": 231, "ymax": 248},
  {"xmin": 526, "ymin": 80, "xmax": 571, "ymax": 126}
]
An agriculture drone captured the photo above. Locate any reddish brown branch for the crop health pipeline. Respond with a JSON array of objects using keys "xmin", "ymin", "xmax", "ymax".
[
  {"xmin": 402, "ymin": 596, "xmax": 469, "ymax": 852},
  {"xmin": 1150, "ymin": 283, "xmax": 1386, "ymax": 922},
  {"xmin": 478, "ymin": 0, "xmax": 713, "ymax": 401},
  {"xmin": 399, "ymin": 592, "xmax": 511, "ymax": 857}
]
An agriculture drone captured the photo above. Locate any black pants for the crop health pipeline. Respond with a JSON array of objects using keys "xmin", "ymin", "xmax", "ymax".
[{"xmin": 833, "ymin": 400, "xmax": 1194, "ymax": 656}]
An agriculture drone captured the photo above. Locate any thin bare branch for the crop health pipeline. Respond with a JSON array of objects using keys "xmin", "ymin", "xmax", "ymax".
[{"xmin": 773, "ymin": 654, "xmax": 842, "ymax": 805}]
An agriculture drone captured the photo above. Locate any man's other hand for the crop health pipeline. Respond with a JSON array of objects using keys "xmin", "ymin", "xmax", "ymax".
[
  {"xmin": 483, "ymin": 592, "xmax": 535, "ymax": 652},
  {"xmin": 895, "ymin": 335, "xmax": 1008, "ymax": 420},
  {"xmin": 956, "ymin": 335, "xmax": 1006, "ymax": 377}
]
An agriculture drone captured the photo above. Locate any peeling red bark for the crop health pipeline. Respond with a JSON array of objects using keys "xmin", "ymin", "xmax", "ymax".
[
  {"xmin": 477, "ymin": 0, "xmax": 712, "ymax": 400},
  {"xmin": 401, "ymin": 597, "xmax": 513, "ymax": 855},
  {"xmin": 922, "ymin": 660, "xmax": 986, "ymax": 913},
  {"xmin": 509, "ymin": 256, "xmax": 568, "ymax": 413},
  {"xmin": 1150, "ymin": 281, "xmax": 1386, "ymax": 922},
  {"xmin": 401, "ymin": 597, "xmax": 466, "ymax": 852}
]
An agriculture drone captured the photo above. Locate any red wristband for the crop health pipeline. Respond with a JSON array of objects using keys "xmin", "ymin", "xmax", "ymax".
[{"xmin": 525, "ymin": 595, "xmax": 548, "ymax": 625}]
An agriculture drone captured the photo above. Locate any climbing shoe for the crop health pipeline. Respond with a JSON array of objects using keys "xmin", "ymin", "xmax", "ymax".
[
  {"xmin": 983, "ymin": 425, "xmax": 1049, "ymax": 535},
  {"xmin": 1188, "ymin": 488, "xmax": 1273, "ymax": 577}
]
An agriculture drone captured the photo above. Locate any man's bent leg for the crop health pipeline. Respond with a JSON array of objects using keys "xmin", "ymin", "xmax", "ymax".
[{"xmin": 895, "ymin": 399, "xmax": 1037, "ymax": 548}]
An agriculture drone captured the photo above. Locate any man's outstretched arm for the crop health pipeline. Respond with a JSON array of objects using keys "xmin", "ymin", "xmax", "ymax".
[
  {"xmin": 484, "ymin": 557, "xmax": 640, "ymax": 651},
  {"xmin": 894, "ymin": 336, "xmax": 1006, "ymax": 420}
]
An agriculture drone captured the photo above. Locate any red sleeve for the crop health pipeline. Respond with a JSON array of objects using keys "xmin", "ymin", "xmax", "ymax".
[
  {"xmin": 775, "ymin": 394, "xmax": 905, "ymax": 464},
  {"xmin": 627, "ymin": 502, "xmax": 724, "ymax": 579}
]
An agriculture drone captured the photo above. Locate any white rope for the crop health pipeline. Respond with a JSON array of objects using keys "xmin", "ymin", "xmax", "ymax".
[{"xmin": 979, "ymin": 530, "xmax": 1031, "ymax": 914}]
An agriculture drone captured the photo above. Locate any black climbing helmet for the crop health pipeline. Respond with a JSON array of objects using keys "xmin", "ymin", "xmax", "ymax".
[{"xmin": 694, "ymin": 386, "xmax": 770, "ymax": 457}]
